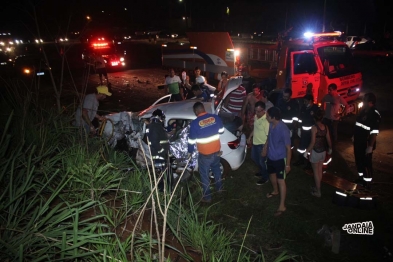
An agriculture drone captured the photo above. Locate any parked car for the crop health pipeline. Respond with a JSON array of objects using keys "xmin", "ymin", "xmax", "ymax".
[
  {"xmin": 138, "ymin": 76, "xmax": 247, "ymax": 177},
  {"xmin": 345, "ymin": 36, "xmax": 368, "ymax": 48},
  {"xmin": 13, "ymin": 54, "xmax": 51, "ymax": 77},
  {"xmin": 351, "ymin": 41, "xmax": 393, "ymax": 58}
]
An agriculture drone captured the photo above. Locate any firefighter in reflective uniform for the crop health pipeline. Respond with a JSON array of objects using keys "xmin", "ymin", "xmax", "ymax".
[
  {"xmin": 353, "ymin": 93, "xmax": 381, "ymax": 188},
  {"xmin": 277, "ymin": 88, "xmax": 300, "ymax": 148},
  {"xmin": 146, "ymin": 109, "xmax": 170, "ymax": 190},
  {"xmin": 295, "ymin": 94, "xmax": 319, "ymax": 168}
]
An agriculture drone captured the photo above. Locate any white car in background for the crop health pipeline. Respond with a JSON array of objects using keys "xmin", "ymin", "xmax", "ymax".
[
  {"xmin": 138, "ymin": 76, "xmax": 247, "ymax": 177},
  {"xmin": 345, "ymin": 36, "xmax": 368, "ymax": 48}
]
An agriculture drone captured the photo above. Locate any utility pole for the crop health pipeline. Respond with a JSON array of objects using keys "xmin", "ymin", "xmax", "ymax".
[{"xmin": 322, "ymin": 0, "xmax": 327, "ymax": 32}]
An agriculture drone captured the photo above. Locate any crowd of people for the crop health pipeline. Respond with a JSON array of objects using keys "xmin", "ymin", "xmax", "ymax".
[{"xmin": 73, "ymin": 66, "xmax": 381, "ymax": 216}]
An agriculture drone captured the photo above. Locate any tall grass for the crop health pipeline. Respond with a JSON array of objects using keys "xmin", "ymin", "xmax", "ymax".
[{"xmin": 0, "ymin": 79, "xmax": 296, "ymax": 261}]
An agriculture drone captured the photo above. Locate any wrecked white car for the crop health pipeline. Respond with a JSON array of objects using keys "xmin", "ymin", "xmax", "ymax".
[{"xmin": 100, "ymin": 76, "xmax": 247, "ymax": 178}]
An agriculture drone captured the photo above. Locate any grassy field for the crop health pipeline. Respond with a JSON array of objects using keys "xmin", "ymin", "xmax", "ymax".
[{"xmin": 205, "ymin": 151, "xmax": 393, "ymax": 262}]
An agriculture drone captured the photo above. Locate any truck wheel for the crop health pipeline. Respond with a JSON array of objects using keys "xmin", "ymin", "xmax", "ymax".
[{"xmin": 209, "ymin": 158, "xmax": 230, "ymax": 180}]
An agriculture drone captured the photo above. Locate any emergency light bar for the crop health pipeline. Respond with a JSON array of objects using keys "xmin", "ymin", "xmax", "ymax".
[
  {"xmin": 304, "ymin": 31, "xmax": 342, "ymax": 38},
  {"xmin": 92, "ymin": 42, "xmax": 109, "ymax": 49}
]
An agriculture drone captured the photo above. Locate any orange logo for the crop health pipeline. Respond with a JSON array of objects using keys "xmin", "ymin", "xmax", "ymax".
[{"xmin": 199, "ymin": 117, "xmax": 216, "ymax": 127}]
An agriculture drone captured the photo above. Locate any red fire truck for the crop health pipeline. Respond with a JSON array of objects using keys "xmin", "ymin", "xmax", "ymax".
[
  {"xmin": 82, "ymin": 37, "xmax": 125, "ymax": 69},
  {"xmin": 162, "ymin": 31, "xmax": 363, "ymax": 114}
]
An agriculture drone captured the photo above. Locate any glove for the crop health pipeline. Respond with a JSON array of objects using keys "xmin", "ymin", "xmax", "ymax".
[
  {"xmin": 327, "ymin": 148, "xmax": 332, "ymax": 155},
  {"xmin": 297, "ymin": 128, "xmax": 301, "ymax": 138},
  {"xmin": 365, "ymin": 146, "xmax": 373, "ymax": 154}
]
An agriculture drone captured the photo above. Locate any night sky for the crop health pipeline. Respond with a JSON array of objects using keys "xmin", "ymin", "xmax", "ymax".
[{"xmin": 0, "ymin": 0, "xmax": 391, "ymax": 39}]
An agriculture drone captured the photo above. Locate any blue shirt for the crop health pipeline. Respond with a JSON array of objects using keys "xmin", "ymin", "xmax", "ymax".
[
  {"xmin": 267, "ymin": 121, "xmax": 291, "ymax": 160},
  {"xmin": 188, "ymin": 112, "xmax": 224, "ymax": 155},
  {"xmin": 196, "ymin": 91, "xmax": 209, "ymax": 102}
]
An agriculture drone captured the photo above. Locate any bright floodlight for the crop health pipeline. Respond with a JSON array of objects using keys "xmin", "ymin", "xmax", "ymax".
[
  {"xmin": 234, "ymin": 50, "xmax": 240, "ymax": 56},
  {"xmin": 304, "ymin": 32, "xmax": 313, "ymax": 38}
]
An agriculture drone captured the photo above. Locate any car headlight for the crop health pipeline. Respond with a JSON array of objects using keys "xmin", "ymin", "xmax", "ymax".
[{"xmin": 120, "ymin": 57, "xmax": 124, "ymax": 62}]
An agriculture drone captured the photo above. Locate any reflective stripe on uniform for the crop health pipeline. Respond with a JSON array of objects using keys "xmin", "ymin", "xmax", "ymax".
[
  {"xmin": 297, "ymin": 148, "xmax": 306, "ymax": 153},
  {"xmin": 152, "ymin": 156, "xmax": 165, "ymax": 160},
  {"xmin": 302, "ymin": 126, "xmax": 312, "ymax": 130},
  {"xmin": 188, "ymin": 138, "xmax": 196, "ymax": 145},
  {"xmin": 323, "ymin": 157, "xmax": 332, "ymax": 165},
  {"xmin": 358, "ymin": 172, "xmax": 363, "ymax": 176},
  {"xmin": 195, "ymin": 134, "xmax": 220, "ymax": 144},
  {"xmin": 148, "ymin": 140, "xmax": 168, "ymax": 145},
  {"xmin": 292, "ymin": 117, "xmax": 299, "ymax": 121},
  {"xmin": 370, "ymin": 130, "xmax": 379, "ymax": 134},
  {"xmin": 282, "ymin": 119, "xmax": 293, "ymax": 123},
  {"xmin": 355, "ymin": 122, "xmax": 370, "ymax": 130},
  {"xmin": 363, "ymin": 177, "xmax": 372, "ymax": 182}
]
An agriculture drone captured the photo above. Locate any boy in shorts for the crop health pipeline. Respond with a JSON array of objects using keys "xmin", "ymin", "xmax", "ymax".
[{"xmin": 262, "ymin": 107, "xmax": 292, "ymax": 217}]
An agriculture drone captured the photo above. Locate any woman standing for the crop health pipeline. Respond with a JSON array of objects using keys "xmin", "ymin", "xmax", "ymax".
[{"xmin": 304, "ymin": 109, "xmax": 332, "ymax": 197}]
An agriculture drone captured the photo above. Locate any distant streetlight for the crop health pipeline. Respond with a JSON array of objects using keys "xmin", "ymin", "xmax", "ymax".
[
  {"xmin": 179, "ymin": 0, "xmax": 189, "ymax": 28},
  {"xmin": 190, "ymin": 46, "xmax": 197, "ymax": 63},
  {"xmin": 161, "ymin": 44, "xmax": 167, "ymax": 66},
  {"xmin": 86, "ymin": 16, "xmax": 91, "ymax": 20}
]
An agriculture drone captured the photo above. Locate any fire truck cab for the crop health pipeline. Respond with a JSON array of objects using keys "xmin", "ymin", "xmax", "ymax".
[
  {"xmin": 82, "ymin": 37, "xmax": 125, "ymax": 69},
  {"xmin": 276, "ymin": 32, "xmax": 362, "ymax": 113},
  {"xmin": 239, "ymin": 32, "xmax": 363, "ymax": 113}
]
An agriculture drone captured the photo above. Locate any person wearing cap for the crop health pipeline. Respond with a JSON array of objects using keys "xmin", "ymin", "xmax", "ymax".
[
  {"xmin": 74, "ymin": 85, "xmax": 112, "ymax": 135},
  {"xmin": 295, "ymin": 94, "xmax": 319, "ymax": 168}
]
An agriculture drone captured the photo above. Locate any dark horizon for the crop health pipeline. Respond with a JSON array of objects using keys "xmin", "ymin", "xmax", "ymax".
[{"xmin": 1, "ymin": 0, "xmax": 392, "ymax": 40}]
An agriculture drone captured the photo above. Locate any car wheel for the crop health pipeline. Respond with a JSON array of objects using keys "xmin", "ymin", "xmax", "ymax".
[{"xmin": 209, "ymin": 158, "xmax": 230, "ymax": 180}]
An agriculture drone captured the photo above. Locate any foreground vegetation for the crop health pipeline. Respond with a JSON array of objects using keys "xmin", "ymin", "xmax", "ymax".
[{"xmin": 0, "ymin": 81, "xmax": 298, "ymax": 261}]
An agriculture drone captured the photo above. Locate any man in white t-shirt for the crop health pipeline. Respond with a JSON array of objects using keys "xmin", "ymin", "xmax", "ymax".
[
  {"xmin": 165, "ymin": 68, "xmax": 183, "ymax": 101},
  {"xmin": 194, "ymin": 67, "xmax": 206, "ymax": 84},
  {"xmin": 321, "ymin": 84, "xmax": 348, "ymax": 142}
]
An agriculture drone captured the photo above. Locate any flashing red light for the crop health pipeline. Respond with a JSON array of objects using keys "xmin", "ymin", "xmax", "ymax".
[
  {"xmin": 92, "ymin": 42, "xmax": 109, "ymax": 49},
  {"xmin": 228, "ymin": 138, "xmax": 241, "ymax": 149}
]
